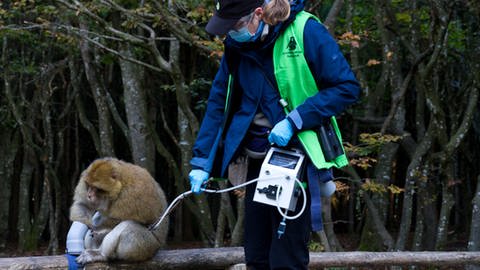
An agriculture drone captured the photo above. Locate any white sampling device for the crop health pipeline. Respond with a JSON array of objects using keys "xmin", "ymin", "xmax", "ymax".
[{"xmin": 253, "ymin": 147, "xmax": 306, "ymax": 211}]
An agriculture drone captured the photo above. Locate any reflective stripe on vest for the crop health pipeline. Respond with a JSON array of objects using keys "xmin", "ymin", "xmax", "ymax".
[{"xmin": 273, "ymin": 11, "xmax": 349, "ymax": 170}]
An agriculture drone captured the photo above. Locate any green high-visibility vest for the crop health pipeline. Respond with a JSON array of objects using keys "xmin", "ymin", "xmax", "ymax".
[{"xmin": 273, "ymin": 11, "xmax": 348, "ymax": 169}]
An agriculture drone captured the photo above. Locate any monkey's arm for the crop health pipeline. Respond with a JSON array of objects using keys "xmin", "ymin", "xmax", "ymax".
[{"xmin": 70, "ymin": 201, "xmax": 96, "ymax": 227}]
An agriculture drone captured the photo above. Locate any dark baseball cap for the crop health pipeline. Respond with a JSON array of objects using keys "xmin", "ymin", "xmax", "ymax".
[{"xmin": 206, "ymin": 0, "xmax": 264, "ymax": 35}]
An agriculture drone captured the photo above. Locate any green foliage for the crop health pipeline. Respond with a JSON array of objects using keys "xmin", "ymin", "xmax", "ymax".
[
  {"xmin": 395, "ymin": 12, "xmax": 412, "ymax": 25},
  {"xmin": 35, "ymin": 4, "xmax": 58, "ymax": 17},
  {"xmin": 448, "ymin": 21, "xmax": 466, "ymax": 51},
  {"xmin": 308, "ymin": 240, "xmax": 325, "ymax": 252},
  {"xmin": 116, "ymin": 0, "xmax": 142, "ymax": 9},
  {"xmin": 417, "ymin": 7, "xmax": 433, "ymax": 37},
  {"xmin": 121, "ymin": 17, "xmax": 139, "ymax": 29},
  {"xmin": 198, "ymin": 37, "xmax": 224, "ymax": 59},
  {"xmin": 83, "ymin": 1, "xmax": 112, "ymax": 19},
  {"xmin": 99, "ymin": 53, "xmax": 116, "ymax": 65},
  {"xmin": 0, "ymin": 105, "xmax": 17, "ymax": 129},
  {"xmin": 358, "ymin": 230, "xmax": 383, "ymax": 251},
  {"xmin": 188, "ymin": 78, "xmax": 211, "ymax": 112},
  {"xmin": 187, "ymin": 6, "xmax": 210, "ymax": 24}
]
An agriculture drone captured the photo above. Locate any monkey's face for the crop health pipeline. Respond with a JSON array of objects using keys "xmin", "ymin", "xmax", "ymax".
[{"xmin": 86, "ymin": 185, "xmax": 110, "ymax": 211}]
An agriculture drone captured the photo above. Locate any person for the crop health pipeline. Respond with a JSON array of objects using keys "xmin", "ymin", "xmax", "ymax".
[{"xmin": 189, "ymin": 0, "xmax": 361, "ymax": 268}]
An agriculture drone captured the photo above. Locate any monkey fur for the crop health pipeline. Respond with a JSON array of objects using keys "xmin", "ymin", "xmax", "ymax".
[{"xmin": 69, "ymin": 157, "xmax": 169, "ymax": 264}]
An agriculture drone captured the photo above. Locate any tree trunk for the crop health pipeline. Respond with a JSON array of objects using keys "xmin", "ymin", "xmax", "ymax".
[
  {"xmin": 322, "ymin": 197, "xmax": 343, "ymax": 251},
  {"xmin": 39, "ymin": 80, "xmax": 60, "ymax": 254},
  {"xmin": 69, "ymin": 57, "xmax": 102, "ymax": 154},
  {"xmin": 119, "ymin": 44, "xmax": 155, "ymax": 173},
  {"xmin": 0, "ymin": 129, "xmax": 19, "ymax": 249},
  {"xmin": 17, "ymin": 148, "xmax": 37, "ymax": 251},
  {"xmin": 230, "ymin": 195, "xmax": 245, "ymax": 246},
  {"xmin": 467, "ymin": 175, "xmax": 480, "ymax": 270},
  {"xmin": 359, "ymin": 143, "xmax": 398, "ymax": 251},
  {"xmin": 324, "ymin": 0, "xmax": 344, "ymax": 36},
  {"xmin": 168, "ymin": 36, "xmax": 214, "ymax": 244},
  {"xmin": 4, "ymin": 40, "xmax": 40, "ymax": 251},
  {"xmin": 1, "ymin": 38, "xmax": 21, "ymax": 249},
  {"xmin": 79, "ymin": 23, "xmax": 115, "ymax": 157},
  {"xmin": 214, "ymin": 181, "xmax": 237, "ymax": 247},
  {"xmin": 469, "ymin": 175, "xmax": 480, "ymax": 251},
  {"xmin": 435, "ymin": 184, "xmax": 454, "ymax": 250},
  {"xmin": 344, "ymin": 166, "xmax": 394, "ymax": 250}
]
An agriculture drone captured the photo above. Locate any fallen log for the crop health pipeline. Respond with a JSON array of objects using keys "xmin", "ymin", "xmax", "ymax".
[
  {"xmin": 0, "ymin": 247, "xmax": 244, "ymax": 270},
  {"xmin": 310, "ymin": 251, "xmax": 480, "ymax": 267},
  {"xmin": 0, "ymin": 248, "xmax": 480, "ymax": 269}
]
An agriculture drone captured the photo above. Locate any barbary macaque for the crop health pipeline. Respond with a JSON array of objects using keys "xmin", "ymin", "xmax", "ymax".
[
  {"xmin": 69, "ymin": 157, "xmax": 169, "ymax": 263},
  {"xmin": 83, "ymin": 212, "xmax": 116, "ymax": 249}
]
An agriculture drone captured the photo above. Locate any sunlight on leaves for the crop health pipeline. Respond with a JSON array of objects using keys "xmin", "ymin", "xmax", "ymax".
[
  {"xmin": 345, "ymin": 133, "xmax": 403, "ymax": 170},
  {"xmin": 387, "ymin": 184, "xmax": 404, "ymax": 194},
  {"xmin": 338, "ymin": 31, "xmax": 361, "ymax": 48},
  {"xmin": 361, "ymin": 179, "xmax": 404, "ymax": 195},
  {"xmin": 386, "ymin": 51, "xmax": 394, "ymax": 60},
  {"xmin": 362, "ymin": 179, "xmax": 387, "ymax": 193},
  {"xmin": 359, "ymin": 132, "xmax": 403, "ymax": 146},
  {"xmin": 367, "ymin": 59, "xmax": 381, "ymax": 66},
  {"xmin": 349, "ymin": 156, "xmax": 377, "ymax": 170},
  {"xmin": 187, "ymin": 6, "xmax": 210, "ymax": 23}
]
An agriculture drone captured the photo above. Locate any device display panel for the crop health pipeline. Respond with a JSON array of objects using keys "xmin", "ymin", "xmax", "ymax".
[{"xmin": 268, "ymin": 151, "xmax": 300, "ymax": 169}]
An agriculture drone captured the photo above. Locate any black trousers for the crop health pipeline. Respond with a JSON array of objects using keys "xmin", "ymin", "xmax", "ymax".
[{"xmin": 244, "ymin": 158, "xmax": 311, "ymax": 270}]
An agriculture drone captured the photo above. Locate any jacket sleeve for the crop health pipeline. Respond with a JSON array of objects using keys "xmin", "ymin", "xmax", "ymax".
[
  {"xmin": 190, "ymin": 56, "xmax": 229, "ymax": 171},
  {"xmin": 287, "ymin": 19, "xmax": 361, "ymax": 131}
]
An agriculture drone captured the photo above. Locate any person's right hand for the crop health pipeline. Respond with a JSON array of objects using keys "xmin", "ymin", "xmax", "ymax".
[
  {"xmin": 268, "ymin": 118, "xmax": 294, "ymax": 146},
  {"xmin": 189, "ymin": 169, "xmax": 210, "ymax": 194}
]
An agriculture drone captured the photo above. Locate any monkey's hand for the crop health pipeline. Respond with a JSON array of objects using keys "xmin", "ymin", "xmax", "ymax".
[
  {"xmin": 91, "ymin": 211, "xmax": 121, "ymax": 229},
  {"xmin": 76, "ymin": 249, "xmax": 108, "ymax": 264}
]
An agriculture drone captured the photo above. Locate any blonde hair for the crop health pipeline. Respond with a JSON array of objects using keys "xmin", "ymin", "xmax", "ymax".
[{"xmin": 262, "ymin": 0, "xmax": 290, "ymax": 25}]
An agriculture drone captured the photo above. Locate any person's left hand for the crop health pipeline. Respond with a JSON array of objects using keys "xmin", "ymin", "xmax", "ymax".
[{"xmin": 268, "ymin": 118, "xmax": 294, "ymax": 147}]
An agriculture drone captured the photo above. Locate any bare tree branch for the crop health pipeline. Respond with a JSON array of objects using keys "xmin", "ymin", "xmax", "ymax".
[{"xmin": 324, "ymin": 0, "xmax": 344, "ymax": 35}]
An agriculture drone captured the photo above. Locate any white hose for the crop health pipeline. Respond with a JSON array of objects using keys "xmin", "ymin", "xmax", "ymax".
[
  {"xmin": 274, "ymin": 177, "xmax": 307, "ymax": 220},
  {"xmin": 149, "ymin": 174, "xmax": 307, "ymax": 231}
]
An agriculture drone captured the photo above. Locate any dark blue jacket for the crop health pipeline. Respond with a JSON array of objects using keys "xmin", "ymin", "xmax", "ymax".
[{"xmin": 191, "ymin": 2, "xmax": 361, "ymax": 176}]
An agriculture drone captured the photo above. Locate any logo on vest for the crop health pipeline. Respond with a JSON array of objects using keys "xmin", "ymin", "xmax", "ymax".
[
  {"xmin": 287, "ymin": 37, "xmax": 296, "ymax": 50},
  {"xmin": 283, "ymin": 36, "xmax": 302, "ymax": 58}
]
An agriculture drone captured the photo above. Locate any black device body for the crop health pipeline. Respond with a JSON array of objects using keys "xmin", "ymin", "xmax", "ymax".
[{"xmin": 317, "ymin": 120, "xmax": 344, "ymax": 161}]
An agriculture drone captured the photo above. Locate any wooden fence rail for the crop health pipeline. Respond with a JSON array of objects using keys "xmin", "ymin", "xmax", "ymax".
[{"xmin": 1, "ymin": 248, "xmax": 480, "ymax": 269}]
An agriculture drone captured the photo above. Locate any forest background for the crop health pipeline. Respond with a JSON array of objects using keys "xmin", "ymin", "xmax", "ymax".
[{"xmin": 0, "ymin": 0, "xmax": 479, "ymax": 257}]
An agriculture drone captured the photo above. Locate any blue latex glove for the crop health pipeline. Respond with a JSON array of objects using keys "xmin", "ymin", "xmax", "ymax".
[
  {"xmin": 189, "ymin": 169, "xmax": 209, "ymax": 194},
  {"xmin": 268, "ymin": 118, "xmax": 294, "ymax": 146}
]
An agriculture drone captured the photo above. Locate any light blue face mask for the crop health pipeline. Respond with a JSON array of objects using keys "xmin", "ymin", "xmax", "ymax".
[{"xmin": 228, "ymin": 21, "xmax": 265, "ymax": 43}]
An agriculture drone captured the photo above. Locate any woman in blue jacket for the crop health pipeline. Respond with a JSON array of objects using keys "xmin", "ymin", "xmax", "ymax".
[{"xmin": 189, "ymin": 0, "xmax": 360, "ymax": 268}]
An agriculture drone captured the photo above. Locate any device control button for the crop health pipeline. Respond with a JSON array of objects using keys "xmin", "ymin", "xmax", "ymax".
[{"xmin": 257, "ymin": 185, "xmax": 282, "ymax": 200}]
